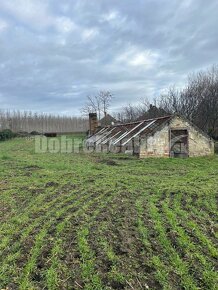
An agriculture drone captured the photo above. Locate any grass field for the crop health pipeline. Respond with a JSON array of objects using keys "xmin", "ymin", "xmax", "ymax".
[{"xmin": 0, "ymin": 137, "xmax": 218, "ymax": 290}]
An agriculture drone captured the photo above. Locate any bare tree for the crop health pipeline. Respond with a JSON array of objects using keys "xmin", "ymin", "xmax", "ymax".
[
  {"xmin": 113, "ymin": 96, "xmax": 167, "ymax": 123},
  {"xmin": 159, "ymin": 64, "xmax": 218, "ymax": 137},
  {"xmin": 98, "ymin": 91, "xmax": 113, "ymax": 119},
  {"xmin": 81, "ymin": 90, "xmax": 113, "ymax": 120},
  {"xmin": 81, "ymin": 95, "xmax": 99, "ymax": 118},
  {"xmin": 0, "ymin": 110, "xmax": 89, "ymax": 133}
]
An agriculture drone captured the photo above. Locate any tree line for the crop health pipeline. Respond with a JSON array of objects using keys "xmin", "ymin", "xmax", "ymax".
[{"xmin": 0, "ymin": 110, "xmax": 88, "ymax": 133}]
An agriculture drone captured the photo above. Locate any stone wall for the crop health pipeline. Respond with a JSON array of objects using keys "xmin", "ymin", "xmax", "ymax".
[
  {"xmin": 139, "ymin": 124, "xmax": 169, "ymax": 158},
  {"xmin": 139, "ymin": 116, "xmax": 214, "ymax": 158}
]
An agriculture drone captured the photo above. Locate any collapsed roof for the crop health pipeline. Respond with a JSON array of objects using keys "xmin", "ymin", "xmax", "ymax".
[{"xmin": 86, "ymin": 115, "xmax": 173, "ymax": 148}]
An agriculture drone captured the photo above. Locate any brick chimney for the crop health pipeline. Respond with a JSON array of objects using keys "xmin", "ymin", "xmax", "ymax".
[{"xmin": 89, "ymin": 113, "xmax": 98, "ymax": 135}]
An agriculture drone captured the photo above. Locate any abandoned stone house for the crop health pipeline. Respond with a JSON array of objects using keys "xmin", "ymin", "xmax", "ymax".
[{"xmin": 86, "ymin": 114, "xmax": 214, "ymax": 158}]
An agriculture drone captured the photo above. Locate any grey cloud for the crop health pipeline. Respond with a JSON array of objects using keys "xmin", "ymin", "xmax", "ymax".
[{"xmin": 0, "ymin": 0, "xmax": 218, "ymax": 115}]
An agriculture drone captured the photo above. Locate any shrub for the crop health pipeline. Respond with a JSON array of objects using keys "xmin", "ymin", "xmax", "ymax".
[
  {"xmin": 30, "ymin": 131, "xmax": 41, "ymax": 135},
  {"xmin": 16, "ymin": 131, "xmax": 30, "ymax": 137},
  {"xmin": 0, "ymin": 129, "xmax": 16, "ymax": 141}
]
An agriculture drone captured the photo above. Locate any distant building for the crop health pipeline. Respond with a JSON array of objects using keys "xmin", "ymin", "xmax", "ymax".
[
  {"xmin": 86, "ymin": 115, "xmax": 214, "ymax": 158},
  {"xmin": 138, "ymin": 104, "xmax": 168, "ymax": 120},
  {"xmin": 99, "ymin": 114, "xmax": 117, "ymax": 127}
]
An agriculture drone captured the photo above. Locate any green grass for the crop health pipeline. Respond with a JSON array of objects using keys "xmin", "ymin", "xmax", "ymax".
[{"xmin": 0, "ymin": 137, "xmax": 218, "ymax": 289}]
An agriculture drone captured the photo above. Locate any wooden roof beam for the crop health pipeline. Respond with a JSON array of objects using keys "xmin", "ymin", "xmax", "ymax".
[{"xmin": 122, "ymin": 120, "xmax": 156, "ymax": 146}]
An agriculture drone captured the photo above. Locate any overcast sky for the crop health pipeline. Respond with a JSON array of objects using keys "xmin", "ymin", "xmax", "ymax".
[{"xmin": 0, "ymin": 0, "xmax": 218, "ymax": 115}]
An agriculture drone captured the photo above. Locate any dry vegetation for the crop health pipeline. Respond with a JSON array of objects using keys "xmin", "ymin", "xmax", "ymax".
[
  {"xmin": 0, "ymin": 110, "xmax": 88, "ymax": 133},
  {"xmin": 0, "ymin": 137, "xmax": 217, "ymax": 290}
]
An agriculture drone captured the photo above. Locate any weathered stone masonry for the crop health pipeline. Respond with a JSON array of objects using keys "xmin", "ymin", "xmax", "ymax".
[{"xmin": 139, "ymin": 116, "xmax": 214, "ymax": 158}]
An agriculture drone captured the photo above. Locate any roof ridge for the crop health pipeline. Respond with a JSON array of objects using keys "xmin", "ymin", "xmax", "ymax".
[{"xmin": 112, "ymin": 115, "xmax": 173, "ymax": 127}]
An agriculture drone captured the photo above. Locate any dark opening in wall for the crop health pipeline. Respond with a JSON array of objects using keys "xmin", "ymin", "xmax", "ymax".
[{"xmin": 170, "ymin": 129, "xmax": 189, "ymax": 158}]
